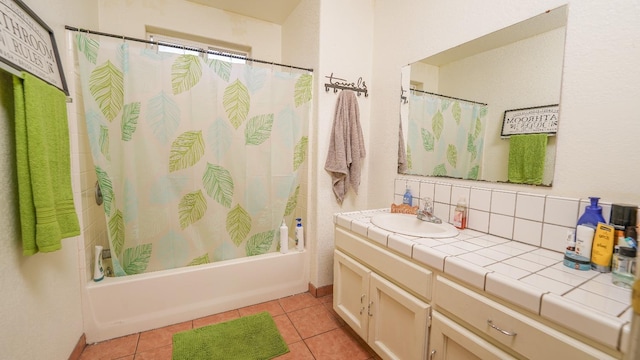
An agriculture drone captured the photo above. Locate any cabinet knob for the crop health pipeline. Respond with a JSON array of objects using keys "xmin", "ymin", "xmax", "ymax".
[
  {"xmin": 429, "ymin": 349, "xmax": 436, "ymax": 360},
  {"xmin": 487, "ymin": 319, "xmax": 517, "ymax": 337}
]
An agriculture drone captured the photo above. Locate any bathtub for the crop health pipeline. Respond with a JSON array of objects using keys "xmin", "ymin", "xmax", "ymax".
[{"xmin": 82, "ymin": 250, "xmax": 309, "ymax": 343}]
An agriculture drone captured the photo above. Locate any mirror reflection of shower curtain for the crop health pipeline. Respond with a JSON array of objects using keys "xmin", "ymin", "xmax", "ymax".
[
  {"xmin": 407, "ymin": 93, "xmax": 487, "ymax": 180},
  {"xmin": 74, "ymin": 34, "xmax": 312, "ymax": 276}
]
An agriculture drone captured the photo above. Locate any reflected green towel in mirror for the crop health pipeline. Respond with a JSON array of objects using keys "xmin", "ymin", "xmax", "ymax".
[{"xmin": 508, "ymin": 134, "xmax": 548, "ymax": 185}]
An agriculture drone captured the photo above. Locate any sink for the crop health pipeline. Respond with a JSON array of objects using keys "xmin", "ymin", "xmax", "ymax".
[{"xmin": 370, "ymin": 213, "xmax": 459, "ymax": 238}]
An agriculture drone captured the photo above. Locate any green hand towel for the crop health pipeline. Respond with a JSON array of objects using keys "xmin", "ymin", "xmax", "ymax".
[
  {"xmin": 507, "ymin": 134, "xmax": 548, "ymax": 185},
  {"xmin": 14, "ymin": 73, "xmax": 80, "ymax": 255}
]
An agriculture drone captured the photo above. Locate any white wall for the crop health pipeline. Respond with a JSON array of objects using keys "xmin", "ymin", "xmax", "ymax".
[
  {"xmin": 307, "ymin": 0, "xmax": 374, "ymax": 287},
  {"xmin": 282, "ymin": 0, "xmax": 320, "ymax": 285},
  {"xmin": 98, "ymin": 0, "xmax": 282, "ymax": 62},
  {"xmin": 369, "ymin": 0, "xmax": 640, "ymax": 208},
  {"xmin": 0, "ymin": 1, "xmax": 98, "ymax": 359}
]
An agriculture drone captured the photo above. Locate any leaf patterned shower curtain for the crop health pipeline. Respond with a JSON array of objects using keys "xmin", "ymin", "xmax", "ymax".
[
  {"xmin": 74, "ymin": 34, "xmax": 312, "ymax": 276},
  {"xmin": 406, "ymin": 92, "xmax": 487, "ymax": 180}
]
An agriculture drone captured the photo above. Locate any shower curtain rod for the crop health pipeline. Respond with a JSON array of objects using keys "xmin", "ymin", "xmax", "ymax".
[
  {"xmin": 64, "ymin": 25, "xmax": 314, "ymax": 73},
  {"xmin": 410, "ymin": 88, "xmax": 487, "ymax": 106}
]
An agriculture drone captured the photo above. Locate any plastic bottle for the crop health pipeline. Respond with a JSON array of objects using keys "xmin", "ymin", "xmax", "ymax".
[
  {"xmin": 279, "ymin": 219, "xmax": 288, "ymax": 254},
  {"xmin": 574, "ymin": 197, "xmax": 605, "ymax": 263},
  {"xmin": 295, "ymin": 218, "xmax": 304, "ymax": 252},
  {"xmin": 453, "ymin": 197, "xmax": 467, "ymax": 229},
  {"xmin": 402, "ymin": 186, "xmax": 413, "ymax": 206},
  {"xmin": 94, "ymin": 245, "xmax": 104, "ymax": 282}
]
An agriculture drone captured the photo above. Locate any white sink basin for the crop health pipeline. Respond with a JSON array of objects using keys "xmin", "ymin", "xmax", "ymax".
[{"xmin": 370, "ymin": 213, "xmax": 459, "ymax": 238}]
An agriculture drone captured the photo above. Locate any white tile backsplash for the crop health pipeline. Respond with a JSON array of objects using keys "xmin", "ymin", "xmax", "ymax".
[
  {"xmin": 513, "ymin": 218, "xmax": 543, "ymax": 247},
  {"xmin": 434, "ymin": 183, "xmax": 452, "ymax": 204},
  {"xmin": 433, "ymin": 202, "xmax": 450, "ymax": 223},
  {"xmin": 491, "ymin": 190, "xmax": 516, "ymax": 216},
  {"xmin": 541, "ymin": 223, "xmax": 574, "ymax": 253},
  {"xmin": 451, "ymin": 186, "xmax": 470, "ymax": 206},
  {"xmin": 390, "ymin": 177, "xmax": 639, "ymax": 270},
  {"xmin": 468, "ymin": 209, "xmax": 489, "ymax": 233},
  {"xmin": 489, "ymin": 213, "xmax": 514, "ymax": 239},
  {"xmin": 419, "ymin": 182, "xmax": 435, "ymax": 201},
  {"xmin": 515, "ymin": 193, "xmax": 546, "ymax": 222},
  {"xmin": 469, "ymin": 187, "xmax": 491, "ymax": 211},
  {"xmin": 544, "ymin": 196, "xmax": 580, "ymax": 227}
]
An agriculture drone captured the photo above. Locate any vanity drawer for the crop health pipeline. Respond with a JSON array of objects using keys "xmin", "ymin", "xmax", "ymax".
[
  {"xmin": 335, "ymin": 227, "xmax": 432, "ymax": 301},
  {"xmin": 434, "ymin": 276, "xmax": 617, "ymax": 360}
]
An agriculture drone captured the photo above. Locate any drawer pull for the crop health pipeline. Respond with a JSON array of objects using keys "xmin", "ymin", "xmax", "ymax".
[
  {"xmin": 487, "ymin": 319, "xmax": 517, "ymax": 337},
  {"xmin": 429, "ymin": 349, "xmax": 436, "ymax": 360}
]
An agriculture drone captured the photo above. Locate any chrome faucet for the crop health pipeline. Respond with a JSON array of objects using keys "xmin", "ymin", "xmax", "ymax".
[{"xmin": 416, "ymin": 198, "xmax": 442, "ymax": 224}]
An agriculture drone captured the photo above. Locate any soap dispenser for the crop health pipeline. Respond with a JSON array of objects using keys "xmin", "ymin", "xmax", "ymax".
[{"xmin": 402, "ymin": 185, "xmax": 413, "ymax": 206}]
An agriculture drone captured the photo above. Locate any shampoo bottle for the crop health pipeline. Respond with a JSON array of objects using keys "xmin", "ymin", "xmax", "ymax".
[
  {"xmin": 295, "ymin": 218, "xmax": 304, "ymax": 252},
  {"xmin": 403, "ymin": 185, "xmax": 413, "ymax": 206},
  {"xmin": 280, "ymin": 219, "xmax": 288, "ymax": 254},
  {"xmin": 94, "ymin": 245, "xmax": 104, "ymax": 282}
]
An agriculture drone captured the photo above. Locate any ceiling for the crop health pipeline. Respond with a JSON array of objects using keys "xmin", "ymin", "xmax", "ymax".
[{"xmin": 187, "ymin": 0, "xmax": 301, "ymax": 24}]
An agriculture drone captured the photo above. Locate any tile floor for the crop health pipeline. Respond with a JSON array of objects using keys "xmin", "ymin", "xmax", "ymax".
[{"xmin": 79, "ymin": 292, "xmax": 381, "ymax": 360}]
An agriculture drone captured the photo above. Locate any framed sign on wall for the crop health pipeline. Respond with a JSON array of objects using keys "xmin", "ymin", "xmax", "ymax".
[
  {"xmin": 500, "ymin": 104, "xmax": 559, "ymax": 138},
  {"xmin": 0, "ymin": 0, "xmax": 68, "ymax": 93}
]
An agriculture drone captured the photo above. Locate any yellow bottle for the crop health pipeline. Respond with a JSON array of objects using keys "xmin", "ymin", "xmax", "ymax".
[{"xmin": 590, "ymin": 223, "xmax": 616, "ymax": 272}]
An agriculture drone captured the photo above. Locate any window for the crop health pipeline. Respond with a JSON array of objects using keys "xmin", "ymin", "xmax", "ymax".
[{"xmin": 147, "ymin": 31, "xmax": 249, "ymax": 64}]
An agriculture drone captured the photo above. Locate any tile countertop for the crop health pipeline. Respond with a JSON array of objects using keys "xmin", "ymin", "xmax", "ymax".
[{"xmin": 334, "ymin": 209, "xmax": 632, "ymax": 353}]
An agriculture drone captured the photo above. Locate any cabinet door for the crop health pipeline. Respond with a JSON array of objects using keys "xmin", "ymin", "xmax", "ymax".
[
  {"xmin": 333, "ymin": 250, "xmax": 370, "ymax": 339},
  {"xmin": 368, "ymin": 272, "xmax": 430, "ymax": 360},
  {"xmin": 430, "ymin": 311, "xmax": 516, "ymax": 360}
]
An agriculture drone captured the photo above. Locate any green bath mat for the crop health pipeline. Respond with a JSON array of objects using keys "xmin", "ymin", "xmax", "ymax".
[{"xmin": 172, "ymin": 311, "xmax": 289, "ymax": 360}]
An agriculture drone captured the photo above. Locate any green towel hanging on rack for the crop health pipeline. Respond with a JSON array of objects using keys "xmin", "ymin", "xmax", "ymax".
[
  {"xmin": 507, "ymin": 134, "xmax": 548, "ymax": 185},
  {"xmin": 14, "ymin": 73, "xmax": 80, "ymax": 255}
]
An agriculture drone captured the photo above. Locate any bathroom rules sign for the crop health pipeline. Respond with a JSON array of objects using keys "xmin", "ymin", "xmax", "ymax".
[
  {"xmin": 500, "ymin": 104, "xmax": 559, "ymax": 137},
  {"xmin": 0, "ymin": 0, "xmax": 67, "ymax": 93}
]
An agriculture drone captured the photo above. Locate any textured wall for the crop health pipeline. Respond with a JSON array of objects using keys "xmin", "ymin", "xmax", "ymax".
[{"xmin": 0, "ymin": 1, "xmax": 99, "ymax": 358}]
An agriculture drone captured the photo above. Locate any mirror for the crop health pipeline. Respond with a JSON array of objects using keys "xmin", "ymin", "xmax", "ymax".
[{"xmin": 400, "ymin": 6, "xmax": 567, "ymax": 186}]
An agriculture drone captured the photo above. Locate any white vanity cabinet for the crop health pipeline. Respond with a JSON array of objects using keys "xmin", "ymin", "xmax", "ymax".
[
  {"xmin": 332, "ymin": 221, "xmax": 625, "ymax": 360},
  {"xmin": 433, "ymin": 276, "xmax": 618, "ymax": 360},
  {"xmin": 333, "ymin": 227, "xmax": 432, "ymax": 360},
  {"xmin": 429, "ymin": 311, "xmax": 517, "ymax": 360}
]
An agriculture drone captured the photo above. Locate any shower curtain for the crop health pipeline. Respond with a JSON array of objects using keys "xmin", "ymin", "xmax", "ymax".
[
  {"xmin": 74, "ymin": 34, "xmax": 312, "ymax": 276},
  {"xmin": 407, "ymin": 92, "xmax": 487, "ymax": 180}
]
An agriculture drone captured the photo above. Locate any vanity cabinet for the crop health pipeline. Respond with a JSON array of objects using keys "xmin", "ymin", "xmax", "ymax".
[
  {"xmin": 333, "ymin": 222, "xmax": 624, "ymax": 360},
  {"xmin": 433, "ymin": 276, "xmax": 618, "ymax": 360},
  {"xmin": 430, "ymin": 311, "xmax": 516, "ymax": 360},
  {"xmin": 334, "ymin": 250, "xmax": 430, "ymax": 360}
]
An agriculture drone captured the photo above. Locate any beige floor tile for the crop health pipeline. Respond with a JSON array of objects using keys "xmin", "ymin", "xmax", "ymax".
[
  {"xmin": 137, "ymin": 321, "xmax": 192, "ymax": 353},
  {"xmin": 238, "ymin": 299, "xmax": 285, "ymax": 317},
  {"xmin": 287, "ymin": 304, "xmax": 340, "ymax": 339},
  {"xmin": 79, "ymin": 334, "xmax": 139, "ymax": 360},
  {"xmin": 305, "ymin": 327, "xmax": 372, "ymax": 360},
  {"xmin": 279, "ymin": 292, "xmax": 321, "ymax": 312}
]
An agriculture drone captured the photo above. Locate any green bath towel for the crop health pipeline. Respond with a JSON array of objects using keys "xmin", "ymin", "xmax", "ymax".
[
  {"xmin": 507, "ymin": 134, "xmax": 548, "ymax": 185},
  {"xmin": 14, "ymin": 73, "xmax": 80, "ymax": 255}
]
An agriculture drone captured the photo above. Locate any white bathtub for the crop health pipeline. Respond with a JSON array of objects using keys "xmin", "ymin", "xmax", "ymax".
[{"xmin": 82, "ymin": 250, "xmax": 309, "ymax": 343}]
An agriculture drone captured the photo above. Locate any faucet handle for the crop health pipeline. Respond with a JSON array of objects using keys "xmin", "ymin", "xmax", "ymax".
[{"xmin": 421, "ymin": 197, "xmax": 434, "ymax": 212}]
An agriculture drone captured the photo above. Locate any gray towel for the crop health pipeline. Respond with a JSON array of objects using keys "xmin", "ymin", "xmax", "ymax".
[
  {"xmin": 398, "ymin": 118, "xmax": 407, "ymax": 173},
  {"xmin": 324, "ymin": 90, "xmax": 366, "ymax": 204}
]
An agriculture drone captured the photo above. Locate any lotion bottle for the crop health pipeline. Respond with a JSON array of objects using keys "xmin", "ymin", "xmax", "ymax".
[
  {"xmin": 295, "ymin": 218, "xmax": 304, "ymax": 252},
  {"xmin": 279, "ymin": 219, "xmax": 288, "ymax": 254},
  {"xmin": 94, "ymin": 245, "xmax": 104, "ymax": 282}
]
